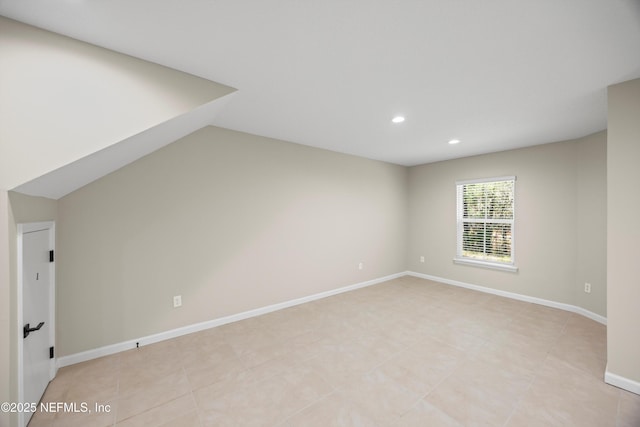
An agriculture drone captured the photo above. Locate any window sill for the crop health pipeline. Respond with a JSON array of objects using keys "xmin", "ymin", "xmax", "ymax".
[{"xmin": 453, "ymin": 257, "xmax": 519, "ymax": 273}]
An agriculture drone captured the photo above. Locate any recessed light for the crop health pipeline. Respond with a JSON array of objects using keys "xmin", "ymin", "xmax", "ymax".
[
  {"xmin": 392, "ymin": 116, "xmax": 405, "ymax": 124},
  {"xmin": 448, "ymin": 139, "xmax": 461, "ymax": 145}
]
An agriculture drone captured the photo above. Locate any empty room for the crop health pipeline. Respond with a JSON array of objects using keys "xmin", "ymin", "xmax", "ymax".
[{"xmin": 1, "ymin": 1, "xmax": 640, "ymax": 426}]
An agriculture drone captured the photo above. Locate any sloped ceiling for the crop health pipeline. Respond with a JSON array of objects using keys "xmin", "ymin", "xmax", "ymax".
[
  {"xmin": 11, "ymin": 95, "xmax": 236, "ymax": 199},
  {"xmin": 0, "ymin": 16, "xmax": 235, "ymax": 197}
]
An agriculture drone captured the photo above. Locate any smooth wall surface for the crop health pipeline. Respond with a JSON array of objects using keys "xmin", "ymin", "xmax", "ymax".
[
  {"xmin": 0, "ymin": 17, "xmax": 233, "ymax": 190},
  {"xmin": 408, "ymin": 132, "xmax": 607, "ymax": 316},
  {"xmin": 607, "ymin": 78, "xmax": 640, "ymax": 384},
  {"xmin": 574, "ymin": 132, "xmax": 607, "ymax": 315},
  {"xmin": 56, "ymin": 126, "xmax": 408, "ymax": 356},
  {"xmin": 0, "ymin": 191, "xmax": 11, "ymax": 427},
  {"xmin": 8, "ymin": 192, "xmax": 59, "ymax": 225}
]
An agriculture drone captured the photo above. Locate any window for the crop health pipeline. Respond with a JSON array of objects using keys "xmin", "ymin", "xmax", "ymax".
[{"xmin": 455, "ymin": 176, "xmax": 517, "ymax": 272}]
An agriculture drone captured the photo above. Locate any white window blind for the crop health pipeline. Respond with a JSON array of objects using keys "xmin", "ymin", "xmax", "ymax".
[{"xmin": 455, "ymin": 176, "xmax": 516, "ymax": 271}]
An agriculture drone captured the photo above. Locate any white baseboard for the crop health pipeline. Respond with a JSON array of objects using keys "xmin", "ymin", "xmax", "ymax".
[
  {"xmin": 57, "ymin": 272, "xmax": 406, "ymax": 368},
  {"xmin": 407, "ymin": 271, "xmax": 607, "ymax": 325},
  {"xmin": 57, "ymin": 270, "xmax": 609, "ymax": 368},
  {"xmin": 605, "ymin": 365, "xmax": 640, "ymax": 395}
]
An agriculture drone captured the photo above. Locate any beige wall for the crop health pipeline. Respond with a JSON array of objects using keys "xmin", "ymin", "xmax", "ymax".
[
  {"xmin": 575, "ymin": 132, "xmax": 607, "ymax": 314},
  {"xmin": 56, "ymin": 126, "xmax": 408, "ymax": 356},
  {"xmin": 0, "ymin": 191, "xmax": 11, "ymax": 427},
  {"xmin": 408, "ymin": 132, "xmax": 607, "ymax": 316},
  {"xmin": 607, "ymin": 77, "xmax": 640, "ymax": 384}
]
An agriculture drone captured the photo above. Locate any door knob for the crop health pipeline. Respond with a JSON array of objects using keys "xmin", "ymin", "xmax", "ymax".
[{"xmin": 23, "ymin": 322, "xmax": 45, "ymax": 339}]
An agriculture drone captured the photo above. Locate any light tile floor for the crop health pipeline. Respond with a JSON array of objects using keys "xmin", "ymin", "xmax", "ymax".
[{"xmin": 29, "ymin": 277, "xmax": 640, "ymax": 426}]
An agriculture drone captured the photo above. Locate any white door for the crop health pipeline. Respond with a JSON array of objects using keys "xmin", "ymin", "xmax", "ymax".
[{"xmin": 20, "ymin": 224, "xmax": 55, "ymax": 426}]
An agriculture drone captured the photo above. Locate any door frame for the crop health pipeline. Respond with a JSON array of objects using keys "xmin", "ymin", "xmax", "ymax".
[{"xmin": 17, "ymin": 221, "xmax": 56, "ymax": 427}]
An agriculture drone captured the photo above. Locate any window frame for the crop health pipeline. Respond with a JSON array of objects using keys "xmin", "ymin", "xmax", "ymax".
[{"xmin": 454, "ymin": 176, "xmax": 518, "ymax": 272}]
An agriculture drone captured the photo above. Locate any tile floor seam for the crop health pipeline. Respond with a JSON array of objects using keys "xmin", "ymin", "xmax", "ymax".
[
  {"xmin": 558, "ymin": 313, "xmax": 572, "ymax": 335},
  {"xmin": 358, "ymin": 342, "xmax": 411, "ymax": 378},
  {"xmin": 189, "ymin": 389, "xmax": 204, "ymax": 427},
  {"xmin": 500, "ymin": 356, "xmax": 541, "ymax": 427},
  {"xmin": 275, "ymin": 388, "xmax": 335, "ymax": 427},
  {"xmin": 400, "ymin": 392, "xmax": 435, "ymax": 421},
  {"xmin": 113, "ymin": 365, "xmax": 190, "ymax": 426},
  {"xmin": 564, "ymin": 357, "xmax": 609, "ymax": 382},
  {"xmin": 614, "ymin": 388, "xmax": 623, "ymax": 427},
  {"xmin": 115, "ymin": 391, "xmax": 192, "ymax": 426},
  {"xmin": 412, "ymin": 354, "xmax": 460, "ymax": 404},
  {"xmin": 112, "ymin": 366, "xmax": 121, "ymax": 427},
  {"xmin": 404, "ymin": 308, "xmax": 558, "ymax": 426}
]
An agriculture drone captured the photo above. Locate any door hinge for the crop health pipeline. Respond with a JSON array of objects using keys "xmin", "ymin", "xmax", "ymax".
[
  {"xmin": 49, "ymin": 346, "xmax": 54, "ymax": 359},
  {"xmin": 49, "ymin": 250, "xmax": 54, "ymax": 263}
]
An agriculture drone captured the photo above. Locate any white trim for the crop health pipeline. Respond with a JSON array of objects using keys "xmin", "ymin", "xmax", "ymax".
[
  {"xmin": 605, "ymin": 365, "xmax": 640, "ymax": 395},
  {"xmin": 407, "ymin": 271, "xmax": 607, "ymax": 325},
  {"xmin": 57, "ymin": 271, "xmax": 405, "ymax": 368},
  {"xmin": 455, "ymin": 175, "xmax": 516, "ymax": 185},
  {"xmin": 453, "ymin": 257, "xmax": 518, "ymax": 272},
  {"xmin": 17, "ymin": 221, "xmax": 56, "ymax": 427},
  {"xmin": 57, "ymin": 269, "xmax": 610, "ymax": 369}
]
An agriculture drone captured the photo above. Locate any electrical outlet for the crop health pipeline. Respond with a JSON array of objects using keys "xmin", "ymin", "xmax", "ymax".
[
  {"xmin": 358, "ymin": 262, "xmax": 364, "ymax": 270},
  {"xmin": 420, "ymin": 256, "xmax": 425, "ymax": 263},
  {"xmin": 173, "ymin": 295, "xmax": 182, "ymax": 308},
  {"xmin": 584, "ymin": 283, "xmax": 591, "ymax": 294}
]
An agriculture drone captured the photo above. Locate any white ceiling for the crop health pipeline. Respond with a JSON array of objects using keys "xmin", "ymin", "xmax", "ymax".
[{"xmin": 2, "ymin": 0, "xmax": 640, "ymax": 169}]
